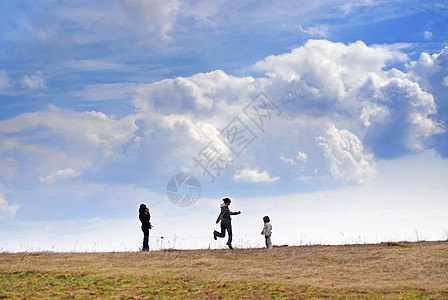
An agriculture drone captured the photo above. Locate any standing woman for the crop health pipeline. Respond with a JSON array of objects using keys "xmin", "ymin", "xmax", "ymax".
[
  {"xmin": 213, "ymin": 198, "xmax": 241, "ymax": 249},
  {"xmin": 139, "ymin": 204, "xmax": 152, "ymax": 251}
]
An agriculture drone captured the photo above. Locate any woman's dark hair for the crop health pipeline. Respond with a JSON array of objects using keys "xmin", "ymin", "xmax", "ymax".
[
  {"xmin": 263, "ymin": 216, "xmax": 270, "ymax": 223},
  {"xmin": 139, "ymin": 204, "xmax": 147, "ymax": 214},
  {"xmin": 223, "ymin": 197, "xmax": 231, "ymax": 204}
]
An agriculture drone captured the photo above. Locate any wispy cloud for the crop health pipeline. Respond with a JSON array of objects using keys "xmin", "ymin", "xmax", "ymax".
[
  {"xmin": 71, "ymin": 83, "xmax": 137, "ymax": 101},
  {"xmin": 280, "ymin": 155, "xmax": 296, "ymax": 165},
  {"xmin": 63, "ymin": 59, "xmax": 128, "ymax": 71},
  {"xmin": 298, "ymin": 25, "xmax": 329, "ymax": 37},
  {"xmin": 22, "ymin": 72, "xmax": 45, "ymax": 89},
  {"xmin": 443, "ymin": 76, "xmax": 448, "ymax": 87},
  {"xmin": 122, "ymin": 0, "xmax": 180, "ymax": 43},
  {"xmin": 39, "ymin": 168, "xmax": 77, "ymax": 183},
  {"xmin": 296, "ymin": 152, "xmax": 308, "ymax": 163},
  {"xmin": 0, "ymin": 192, "xmax": 19, "ymax": 219},
  {"xmin": 280, "ymin": 152, "xmax": 307, "ymax": 165}
]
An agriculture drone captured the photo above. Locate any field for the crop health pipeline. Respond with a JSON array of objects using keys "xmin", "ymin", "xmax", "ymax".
[{"xmin": 1, "ymin": 241, "xmax": 447, "ymax": 299}]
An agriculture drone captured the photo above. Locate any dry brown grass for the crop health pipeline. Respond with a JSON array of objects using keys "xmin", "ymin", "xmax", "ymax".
[{"xmin": 1, "ymin": 241, "xmax": 447, "ymax": 299}]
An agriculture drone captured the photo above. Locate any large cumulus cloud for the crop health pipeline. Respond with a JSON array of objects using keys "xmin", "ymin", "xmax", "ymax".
[
  {"xmin": 0, "ymin": 40, "xmax": 446, "ymax": 220},
  {"xmin": 121, "ymin": 40, "xmax": 445, "ymax": 186},
  {"xmin": 407, "ymin": 47, "xmax": 448, "ymax": 157},
  {"xmin": 256, "ymin": 40, "xmax": 445, "ymax": 160},
  {"xmin": 317, "ymin": 123, "xmax": 375, "ymax": 184}
]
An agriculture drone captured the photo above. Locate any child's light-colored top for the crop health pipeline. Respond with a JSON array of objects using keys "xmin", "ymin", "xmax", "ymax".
[{"xmin": 262, "ymin": 222, "xmax": 272, "ymax": 236}]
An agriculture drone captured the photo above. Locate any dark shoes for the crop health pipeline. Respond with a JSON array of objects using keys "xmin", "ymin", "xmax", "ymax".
[{"xmin": 214, "ymin": 231, "xmax": 233, "ymax": 249}]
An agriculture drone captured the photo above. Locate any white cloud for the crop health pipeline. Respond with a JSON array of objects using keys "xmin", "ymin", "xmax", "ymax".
[
  {"xmin": 406, "ymin": 51, "xmax": 441, "ymax": 90},
  {"xmin": 257, "ymin": 40, "xmax": 444, "ymax": 158},
  {"xmin": 296, "ymin": 152, "xmax": 308, "ymax": 163},
  {"xmin": 280, "ymin": 156, "xmax": 296, "ymax": 165},
  {"xmin": 0, "ymin": 106, "xmax": 137, "ymax": 151},
  {"xmin": 298, "ymin": 25, "xmax": 329, "ymax": 37},
  {"xmin": 133, "ymin": 70, "xmax": 255, "ymax": 115},
  {"xmin": 176, "ymin": 77, "xmax": 214, "ymax": 110},
  {"xmin": 130, "ymin": 69, "xmax": 258, "ymax": 168},
  {"xmin": 360, "ymin": 104, "xmax": 389, "ymax": 127},
  {"xmin": 443, "ymin": 76, "xmax": 448, "ymax": 87},
  {"xmin": 424, "ymin": 31, "xmax": 432, "ymax": 39},
  {"xmin": 0, "ymin": 192, "xmax": 19, "ymax": 219},
  {"xmin": 83, "ymin": 40, "xmax": 445, "ymax": 181},
  {"xmin": 0, "ymin": 107, "xmax": 138, "ymax": 187},
  {"xmin": 122, "ymin": 0, "xmax": 180, "ymax": 42},
  {"xmin": 374, "ymin": 75, "xmax": 445, "ymax": 152},
  {"xmin": 296, "ymin": 175, "xmax": 327, "ymax": 181},
  {"xmin": 39, "ymin": 168, "xmax": 77, "ymax": 183},
  {"xmin": 340, "ymin": 0, "xmax": 376, "ymax": 14},
  {"xmin": 317, "ymin": 123, "xmax": 375, "ymax": 184},
  {"xmin": 255, "ymin": 39, "xmax": 408, "ymax": 100},
  {"xmin": 26, "ymin": 1, "xmax": 182, "ymax": 48},
  {"xmin": 22, "ymin": 71, "xmax": 45, "ymax": 89},
  {"xmin": 233, "ymin": 167, "xmax": 280, "ymax": 183},
  {"xmin": 405, "ymin": 47, "xmax": 448, "ymax": 157},
  {"xmin": 281, "ymin": 152, "xmax": 307, "ymax": 166}
]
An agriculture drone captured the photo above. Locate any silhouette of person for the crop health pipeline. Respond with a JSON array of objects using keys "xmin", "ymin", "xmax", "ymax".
[
  {"xmin": 139, "ymin": 204, "xmax": 152, "ymax": 251},
  {"xmin": 213, "ymin": 198, "xmax": 241, "ymax": 249}
]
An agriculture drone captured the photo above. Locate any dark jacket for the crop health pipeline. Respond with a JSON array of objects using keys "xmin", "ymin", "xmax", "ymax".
[
  {"xmin": 139, "ymin": 211, "xmax": 151, "ymax": 230},
  {"xmin": 216, "ymin": 205, "xmax": 239, "ymax": 223}
]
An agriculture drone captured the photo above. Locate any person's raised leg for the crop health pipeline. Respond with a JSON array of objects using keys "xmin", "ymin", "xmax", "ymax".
[{"xmin": 215, "ymin": 221, "xmax": 226, "ymax": 238}]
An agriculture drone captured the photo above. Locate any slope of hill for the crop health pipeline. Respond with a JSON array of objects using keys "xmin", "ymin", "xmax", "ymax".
[{"xmin": 1, "ymin": 241, "xmax": 447, "ymax": 298}]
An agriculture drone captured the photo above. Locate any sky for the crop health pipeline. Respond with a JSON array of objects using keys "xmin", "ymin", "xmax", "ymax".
[{"xmin": 1, "ymin": 0, "xmax": 448, "ymax": 252}]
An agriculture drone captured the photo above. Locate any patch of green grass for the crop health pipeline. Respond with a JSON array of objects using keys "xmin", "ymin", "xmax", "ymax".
[{"xmin": 1, "ymin": 270, "xmax": 446, "ymax": 299}]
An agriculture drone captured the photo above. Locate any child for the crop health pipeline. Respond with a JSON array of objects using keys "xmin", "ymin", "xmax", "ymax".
[{"xmin": 261, "ymin": 216, "xmax": 272, "ymax": 249}]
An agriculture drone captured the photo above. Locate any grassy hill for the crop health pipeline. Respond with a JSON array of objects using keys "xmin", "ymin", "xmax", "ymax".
[{"xmin": 1, "ymin": 241, "xmax": 447, "ymax": 299}]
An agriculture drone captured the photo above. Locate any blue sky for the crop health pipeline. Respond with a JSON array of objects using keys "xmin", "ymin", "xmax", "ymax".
[{"xmin": 1, "ymin": 0, "xmax": 448, "ymax": 251}]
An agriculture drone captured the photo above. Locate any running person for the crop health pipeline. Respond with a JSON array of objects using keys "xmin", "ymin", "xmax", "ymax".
[{"xmin": 213, "ymin": 198, "xmax": 241, "ymax": 249}]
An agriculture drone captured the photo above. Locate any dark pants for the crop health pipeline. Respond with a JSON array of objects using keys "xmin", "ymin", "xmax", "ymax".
[
  {"xmin": 216, "ymin": 220, "xmax": 232, "ymax": 245},
  {"xmin": 142, "ymin": 226, "xmax": 149, "ymax": 251}
]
